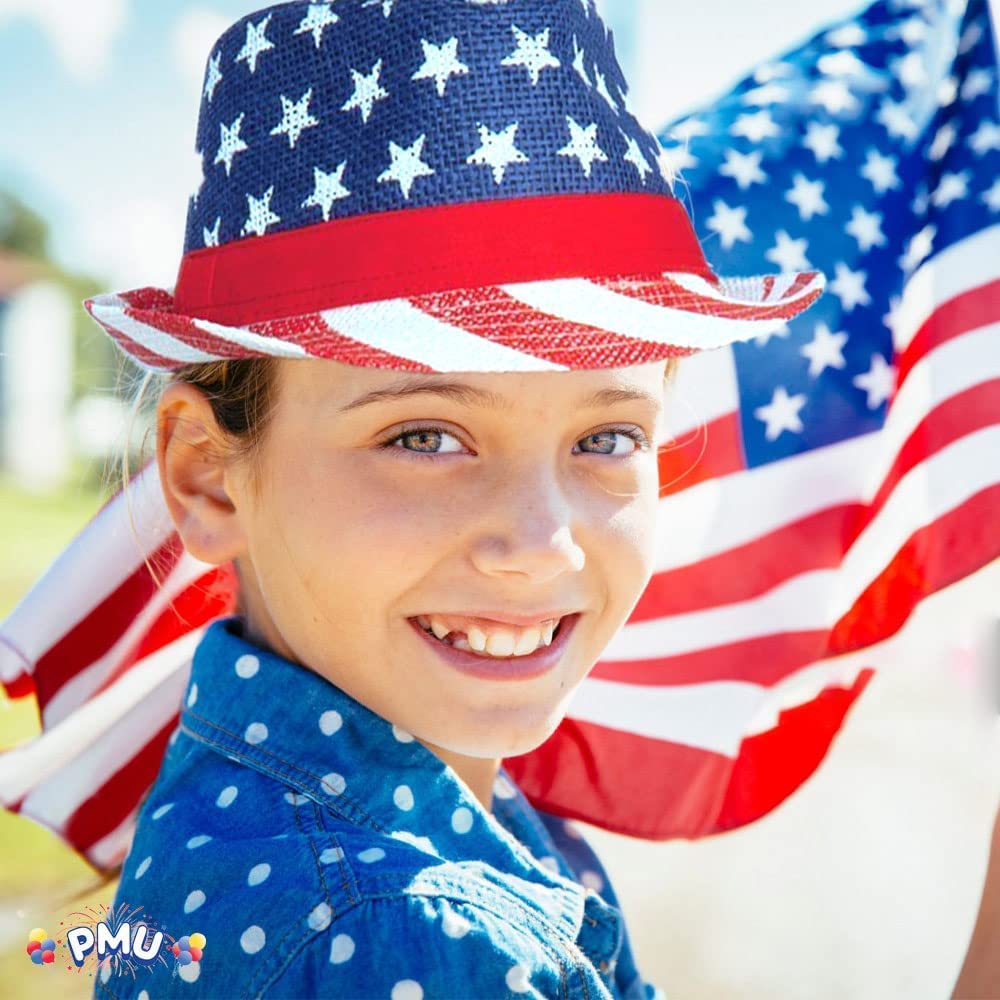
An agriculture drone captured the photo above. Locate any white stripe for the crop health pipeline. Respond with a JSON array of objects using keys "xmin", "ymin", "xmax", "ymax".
[
  {"xmin": 0, "ymin": 460, "xmax": 176, "ymax": 684},
  {"xmin": 89, "ymin": 296, "xmax": 223, "ymax": 364},
  {"xmin": 663, "ymin": 345, "xmax": 740, "ymax": 436},
  {"xmin": 665, "ymin": 270, "xmax": 824, "ymax": 305},
  {"xmin": 195, "ymin": 317, "xmax": 309, "ymax": 358},
  {"xmin": 615, "ymin": 425, "xmax": 1000, "ymax": 660},
  {"xmin": 891, "ymin": 225, "xmax": 1000, "ymax": 352},
  {"xmin": 321, "ymin": 299, "xmax": 568, "ymax": 372},
  {"xmin": 87, "ymin": 808, "xmax": 141, "ymax": 870},
  {"xmin": 499, "ymin": 278, "xmax": 791, "ymax": 350}
]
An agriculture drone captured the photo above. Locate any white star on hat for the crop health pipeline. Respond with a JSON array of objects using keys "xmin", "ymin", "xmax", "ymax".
[
  {"xmin": 294, "ymin": 4, "xmax": 340, "ymax": 48},
  {"xmin": 241, "ymin": 186, "xmax": 281, "ymax": 237},
  {"xmin": 203, "ymin": 217, "xmax": 221, "ymax": 248},
  {"xmin": 466, "ymin": 123, "xmax": 529, "ymax": 185},
  {"xmin": 378, "ymin": 134, "xmax": 436, "ymax": 199},
  {"xmin": 203, "ymin": 52, "xmax": 223, "ymax": 102},
  {"xmin": 571, "ymin": 36, "xmax": 590, "ymax": 86},
  {"xmin": 592, "ymin": 67, "xmax": 618, "ymax": 110},
  {"xmin": 557, "ymin": 116, "xmax": 608, "ymax": 178},
  {"xmin": 621, "ymin": 132, "xmax": 652, "ymax": 183},
  {"xmin": 302, "ymin": 163, "xmax": 351, "ymax": 221},
  {"xmin": 800, "ymin": 322, "xmax": 848, "ymax": 378},
  {"xmin": 341, "ymin": 59, "xmax": 390, "ymax": 124},
  {"xmin": 412, "ymin": 37, "xmax": 470, "ymax": 98},
  {"xmin": 754, "ymin": 386, "xmax": 807, "ymax": 441},
  {"xmin": 214, "ymin": 112, "xmax": 249, "ymax": 176},
  {"xmin": 270, "ymin": 88, "xmax": 320, "ymax": 149},
  {"xmin": 235, "ymin": 14, "xmax": 275, "ymax": 74},
  {"xmin": 501, "ymin": 25, "xmax": 561, "ymax": 87}
]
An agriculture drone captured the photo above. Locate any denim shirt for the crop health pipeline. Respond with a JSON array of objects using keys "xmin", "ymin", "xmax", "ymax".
[{"xmin": 95, "ymin": 615, "xmax": 665, "ymax": 1000}]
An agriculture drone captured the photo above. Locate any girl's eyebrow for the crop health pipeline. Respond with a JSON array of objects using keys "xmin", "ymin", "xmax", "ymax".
[{"xmin": 338, "ymin": 379, "xmax": 661, "ymax": 413}]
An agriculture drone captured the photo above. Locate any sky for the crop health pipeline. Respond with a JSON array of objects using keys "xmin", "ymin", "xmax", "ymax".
[{"xmin": 0, "ymin": 0, "xmax": 993, "ymax": 292}]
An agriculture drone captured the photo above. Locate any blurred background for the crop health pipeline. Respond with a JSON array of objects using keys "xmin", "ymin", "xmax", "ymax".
[{"xmin": 0, "ymin": 0, "xmax": 997, "ymax": 997}]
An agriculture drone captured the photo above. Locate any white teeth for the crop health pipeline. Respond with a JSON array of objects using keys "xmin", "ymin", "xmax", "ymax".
[
  {"xmin": 419, "ymin": 614, "xmax": 563, "ymax": 658},
  {"xmin": 430, "ymin": 620, "xmax": 451, "ymax": 641}
]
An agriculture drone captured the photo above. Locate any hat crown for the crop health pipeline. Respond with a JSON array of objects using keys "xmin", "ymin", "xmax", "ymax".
[{"xmin": 186, "ymin": 0, "xmax": 671, "ymax": 255}]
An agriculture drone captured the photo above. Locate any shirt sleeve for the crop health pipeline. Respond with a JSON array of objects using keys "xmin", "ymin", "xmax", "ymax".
[{"xmin": 259, "ymin": 892, "xmax": 572, "ymax": 999}]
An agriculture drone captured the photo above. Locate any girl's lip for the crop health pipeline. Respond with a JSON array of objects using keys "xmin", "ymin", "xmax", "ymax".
[{"xmin": 407, "ymin": 613, "xmax": 582, "ymax": 681}]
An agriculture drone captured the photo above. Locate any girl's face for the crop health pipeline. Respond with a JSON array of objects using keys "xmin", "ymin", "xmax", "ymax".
[{"xmin": 201, "ymin": 358, "xmax": 667, "ymax": 762}]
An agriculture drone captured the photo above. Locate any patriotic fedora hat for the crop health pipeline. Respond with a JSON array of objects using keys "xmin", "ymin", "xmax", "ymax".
[{"xmin": 85, "ymin": 0, "xmax": 825, "ymax": 374}]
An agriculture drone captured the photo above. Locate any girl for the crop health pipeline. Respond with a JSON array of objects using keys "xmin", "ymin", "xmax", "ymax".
[{"xmin": 81, "ymin": 0, "xmax": 824, "ymax": 996}]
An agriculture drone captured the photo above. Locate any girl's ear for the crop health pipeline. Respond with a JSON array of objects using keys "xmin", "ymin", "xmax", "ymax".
[{"xmin": 156, "ymin": 381, "xmax": 249, "ymax": 565}]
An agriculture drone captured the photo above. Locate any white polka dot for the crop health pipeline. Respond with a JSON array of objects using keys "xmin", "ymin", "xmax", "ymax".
[
  {"xmin": 319, "ymin": 710, "xmax": 343, "ymax": 735},
  {"xmin": 135, "ymin": 856, "xmax": 152, "ymax": 879},
  {"xmin": 99, "ymin": 961, "xmax": 112, "ymax": 983},
  {"xmin": 580, "ymin": 869, "xmax": 605, "ymax": 892},
  {"xmin": 563, "ymin": 820, "xmax": 584, "ymax": 839},
  {"xmin": 506, "ymin": 964, "xmax": 531, "ymax": 993},
  {"xmin": 357, "ymin": 847, "xmax": 385, "ymax": 863},
  {"xmin": 235, "ymin": 654, "xmax": 260, "ymax": 678},
  {"xmin": 391, "ymin": 723, "xmax": 414, "ymax": 742},
  {"xmin": 151, "ymin": 803, "xmax": 174, "ymax": 820},
  {"xmin": 184, "ymin": 890, "xmax": 206, "ymax": 913},
  {"xmin": 284, "ymin": 791, "xmax": 310, "ymax": 806},
  {"xmin": 138, "ymin": 991, "xmax": 150, "ymax": 1000},
  {"xmin": 329, "ymin": 933, "xmax": 355, "ymax": 964},
  {"xmin": 451, "ymin": 807, "xmax": 473, "ymax": 834},
  {"xmin": 186, "ymin": 834, "xmax": 212, "ymax": 850},
  {"xmin": 539, "ymin": 855, "xmax": 559, "ymax": 872},
  {"xmin": 390, "ymin": 830, "xmax": 436, "ymax": 855},
  {"xmin": 393, "ymin": 785, "xmax": 414, "ymax": 810},
  {"xmin": 493, "ymin": 774, "xmax": 517, "ymax": 799},
  {"xmin": 244, "ymin": 722, "xmax": 268, "ymax": 744},
  {"xmin": 178, "ymin": 959, "xmax": 201, "ymax": 982},
  {"xmin": 240, "ymin": 925, "xmax": 266, "ymax": 954},
  {"xmin": 319, "ymin": 847, "xmax": 345, "ymax": 864},
  {"xmin": 186, "ymin": 683, "xmax": 198, "ymax": 707},
  {"xmin": 320, "ymin": 772, "xmax": 346, "ymax": 796},
  {"xmin": 441, "ymin": 906, "xmax": 471, "ymax": 939},
  {"xmin": 248, "ymin": 863, "xmax": 271, "ymax": 886},
  {"xmin": 391, "ymin": 980, "xmax": 423, "ymax": 1000},
  {"xmin": 308, "ymin": 902, "xmax": 332, "ymax": 931},
  {"xmin": 216, "ymin": 785, "xmax": 238, "ymax": 808}
]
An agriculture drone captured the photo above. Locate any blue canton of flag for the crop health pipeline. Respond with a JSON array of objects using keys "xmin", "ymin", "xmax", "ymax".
[{"xmin": 659, "ymin": 0, "xmax": 999, "ymax": 469}]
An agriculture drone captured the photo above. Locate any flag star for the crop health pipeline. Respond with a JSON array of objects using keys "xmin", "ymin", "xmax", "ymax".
[
  {"xmin": 742, "ymin": 82, "xmax": 791, "ymax": 106},
  {"xmin": 203, "ymin": 51, "xmax": 223, "ymax": 102},
  {"xmin": 809, "ymin": 78, "xmax": 859, "ymax": 115},
  {"xmin": 969, "ymin": 120, "xmax": 1000, "ymax": 155},
  {"xmin": 818, "ymin": 50, "xmax": 867, "ymax": 77},
  {"xmin": 754, "ymin": 322, "xmax": 790, "ymax": 347},
  {"xmin": 981, "ymin": 178, "xmax": 1000, "ymax": 212},
  {"xmin": 860, "ymin": 148, "xmax": 900, "ymax": 192},
  {"xmin": 466, "ymin": 122, "xmax": 529, "ymax": 184},
  {"xmin": 294, "ymin": 3, "xmax": 340, "ymax": 48},
  {"xmin": 877, "ymin": 99, "xmax": 918, "ymax": 141},
  {"xmin": 377, "ymin": 133, "xmax": 435, "ymax": 199},
  {"xmin": 928, "ymin": 122, "xmax": 957, "ymax": 160},
  {"xmin": 270, "ymin": 88, "xmax": 320, "ymax": 149},
  {"xmin": 825, "ymin": 23, "xmax": 867, "ymax": 46},
  {"xmin": 785, "ymin": 173, "xmax": 829, "ymax": 221},
  {"xmin": 593, "ymin": 67, "xmax": 618, "ymax": 110},
  {"xmin": 891, "ymin": 51, "xmax": 928, "ymax": 88},
  {"xmin": 753, "ymin": 62, "xmax": 791, "ymax": 83},
  {"xmin": 882, "ymin": 294, "xmax": 902, "ymax": 338},
  {"xmin": 719, "ymin": 148, "xmax": 767, "ymax": 189},
  {"xmin": 203, "ymin": 216, "xmax": 221, "ymax": 248},
  {"xmin": 557, "ymin": 116, "xmax": 607, "ymax": 177},
  {"xmin": 501, "ymin": 25, "xmax": 560, "ymax": 87},
  {"xmin": 706, "ymin": 199, "xmax": 752, "ymax": 250},
  {"xmin": 658, "ymin": 145, "xmax": 695, "ymax": 187},
  {"xmin": 845, "ymin": 205, "xmax": 886, "ymax": 253},
  {"xmin": 961, "ymin": 67, "xmax": 993, "ymax": 101},
  {"xmin": 234, "ymin": 14, "xmax": 275, "ymax": 74},
  {"xmin": 754, "ymin": 386, "xmax": 807, "ymax": 441},
  {"xmin": 302, "ymin": 163, "xmax": 351, "ymax": 221},
  {"xmin": 801, "ymin": 322, "xmax": 848, "ymax": 377},
  {"xmin": 899, "ymin": 224, "xmax": 936, "ymax": 273},
  {"xmin": 241, "ymin": 186, "xmax": 281, "ymax": 237},
  {"xmin": 803, "ymin": 122, "xmax": 844, "ymax": 163},
  {"xmin": 731, "ymin": 109, "xmax": 781, "ymax": 142},
  {"xmin": 937, "ymin": 75, "xmax": 959, "ymax": 107},
  {"xmin": 412, "ymin": 37, "xmax": 470, "ymax": 98},
  {"xmin": 958, "ymin": 20, "xmax": 983, "ymax": 54},
  {"xmin": 579, "ymin": 0, "xmax": 591, "ymax": 15},
  {"xmin": 829, "ymin": 262, "xmax": 871, "ymax": 312},
  {"xmin": 214, "ymin": 112, "xmax": 249, "ymax": 176},
  {"xmin": 930, "ymin": 170, "xmax": 970, "ymax": 208},
  {"xmin": 621, "ymin": 131, "xmax": 652, "ymax": 183},
  {"xmin": 571, "ymin": 36, "xmax": 590, "ymax": 85},
  {"xmin": 853, "ymin": 354, "xmax": 895, "ymax": 409},
  {"xmin": 670, "ymin": 118, "xmax": 710, "ymax": 142},
  {"xmin": 894, "ymin": 15, "xmax": 928, "ymax": 45},
  {"xmin": 341, "ymin": 59, "xmax": 390, "ymax": 123},
  {"xmin": 765, "ymin": 230, "xmax": 810, "ymax": 271}
]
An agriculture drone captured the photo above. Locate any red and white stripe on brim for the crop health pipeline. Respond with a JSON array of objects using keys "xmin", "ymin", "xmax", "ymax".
[{"xmin": 84, "ymin": 192, "xmax": 825, "ymax": 373}]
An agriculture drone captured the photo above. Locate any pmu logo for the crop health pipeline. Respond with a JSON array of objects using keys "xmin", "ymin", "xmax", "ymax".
[{"xmin": 67, "ymin": 919, "xmax": 165, "ymax": 968}]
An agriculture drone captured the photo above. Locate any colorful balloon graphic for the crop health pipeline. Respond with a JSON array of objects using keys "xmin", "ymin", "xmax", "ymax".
[
  {"xmin": 173, "ymin": 931, "xmax": 207, "ymax": 968},
  {"xmin": 25, "ymin": 929, "xmax": 54, "ymax": 967}
]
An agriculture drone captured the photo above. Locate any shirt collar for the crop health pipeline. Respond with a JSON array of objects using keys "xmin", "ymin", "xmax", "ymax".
[{"xmin": 180, "ymin": 615, "xmax": 623, "ymax": 961}]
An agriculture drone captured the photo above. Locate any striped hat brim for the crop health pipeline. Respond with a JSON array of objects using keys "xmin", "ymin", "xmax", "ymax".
[{"xmin": 85, "ymin": 268, "xmax": 825, "ymax": 374}]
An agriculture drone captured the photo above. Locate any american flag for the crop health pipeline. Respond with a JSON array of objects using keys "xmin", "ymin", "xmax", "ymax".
[{"xmin": 1, "ymin": 0, "xmax": 998, "ymax": 871}]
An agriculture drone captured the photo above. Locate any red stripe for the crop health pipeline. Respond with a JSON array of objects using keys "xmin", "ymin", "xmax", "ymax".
[
  {"xmin": 657, "ymin": 410, "xmax": 745, "ymax": 497},
  {"xmin": 896, "ymin": 280, "xmax": 1000, "ymax": 388},
  {"xmin": 174, "ymin": 193, "xmax": 713, "ymax": 325},
  {"xmin": 406, "ymin": 285, "xmax": 699, "ymax": 368}
]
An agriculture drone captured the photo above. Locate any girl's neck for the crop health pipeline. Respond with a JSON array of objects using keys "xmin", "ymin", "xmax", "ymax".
[{"xmin": 414, "ymin": 739, "xmax": 500, "ymax": 813}]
